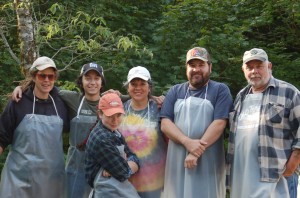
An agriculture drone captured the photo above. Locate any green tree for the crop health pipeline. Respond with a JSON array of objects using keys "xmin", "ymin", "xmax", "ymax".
[
  {"xmin": 0, "ymin": 0, "xmax": 153, "ymax": 108},
  {"xmin": 151, "ymin": 0, "xmax": 300, "ymax": 96}
]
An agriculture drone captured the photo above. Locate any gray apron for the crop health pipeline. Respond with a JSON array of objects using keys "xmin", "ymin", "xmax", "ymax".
[
  {"xmin": 119, "ymin": 101, "xmax": 166, "ymax": 197},
  {"xmin": 66, "ymin": 96, "xmax": 96, "ymax": 198},
  {"xmin": 231, "ymin": 93, "xmax": 289, "ymax": 198},
  {"xmin": 163, "ymin": 85, "xmax": 226, "ymax": 198},
  {"xmin": 89, "ymin": 143, "xmax": 141, "ymax": 198},
  {"xmin": 0, "ymin": 94, "xmax": 65, "ymax": 198}
]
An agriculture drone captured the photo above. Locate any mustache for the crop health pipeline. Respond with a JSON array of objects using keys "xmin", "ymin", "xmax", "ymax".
[
  {"xmin": 250, "ymin": 75, "xmax": 260, "ymax": 78},
  {"xmin": 191, "ymin": 73, "xmax": 202, "ymax": 77}
]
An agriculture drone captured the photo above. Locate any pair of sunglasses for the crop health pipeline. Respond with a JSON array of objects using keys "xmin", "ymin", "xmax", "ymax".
[{"xmin": 36, "ymin": 73, "xmax": 56, "ymax": 81}]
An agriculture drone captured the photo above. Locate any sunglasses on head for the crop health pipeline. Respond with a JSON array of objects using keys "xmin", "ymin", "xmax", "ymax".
[{"xmin": 36, "ymin": 73, "xmax": 56, "ymax": 81}]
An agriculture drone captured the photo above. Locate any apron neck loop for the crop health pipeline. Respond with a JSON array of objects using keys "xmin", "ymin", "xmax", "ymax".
[
  {"xmin": 185, "ymin": 81, "xmax": 209, "ymax": 100},
  {"xmin": 33, "ymin": 92, "xmax": 36, "ymax": 114},
  {"xmin": 128, "ymin": 100, "xmax": 150, "ymax": 126},
  {"xmin": 49, "ymin": 95, "xmax": 59, "ymax": 116},
  {"xmin": 77, "ymin": 96, "xmax": 85, "ymax": 117},
  {"xmin": 32, "ymin": 91, "xmax": 59, "ymax": 116}
]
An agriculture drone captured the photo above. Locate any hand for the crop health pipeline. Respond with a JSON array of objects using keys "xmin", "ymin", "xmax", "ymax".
[
  {"xmin": 102, "ymin": 89, "xmax": 121, "ymax": 96},
  {"xmin": 184, "ymin": 153, "xmax": 198, "ymax": 169},
  {"xmin": 283, "ymin": 169, "xmax": 294, "ymax": 177},
  {"xmin": 12, "ymin": 86, "xmax": 23, "ymax": 102},
  {"xmin": 283, "ymin": 160, "xmax": 298, "ymax": 177},
  {"xmin": 151, "ymin": 95, "xmax": 165, "ymax": 109},
  {"xmin": 283, "ymin": 149, "xmax": 300, "ymax": 177},
  {"xmin": 183, "ymin": 138, "xmax": 207, "ymax": 158},
  {"xmin": 102, "ymin": 169, "xmax": 111, "ymax": 177},
  {"xmin": 128, "ymin": 160, "xmax": 139, "ymax": 174}
]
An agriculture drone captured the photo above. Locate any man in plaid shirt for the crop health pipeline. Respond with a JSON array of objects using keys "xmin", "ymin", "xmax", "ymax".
[{"xmin": 227, "ymin": 48, "xmax": 300, "ymax": 198}]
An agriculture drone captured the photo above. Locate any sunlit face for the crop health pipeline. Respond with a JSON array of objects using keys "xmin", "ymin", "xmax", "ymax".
[
  {"xmin": 186, "ymin": 59, "xmax": 211, "ymax": 89},
  {"xmin": 33, "ymin": 67, "xmax": 56, "ymax": 99},
  {"xmin": 82, "ymin": 70, "xmax": 102, "ymax": 98},
  {"xmin": 242, "ymin": 60, "xmax": 272, "ymax": 92},
  {"xmin": 99, "ymin": 112, "xmax": 123, "ymax": 131},
  {"xmin": 127, "ymin": 78, "xmax": 150, "ymax": 102}
]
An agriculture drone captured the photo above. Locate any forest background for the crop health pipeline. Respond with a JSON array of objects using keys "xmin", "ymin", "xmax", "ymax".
[{"xmin": 0, "ymin": 0, "xmax": 299, "ymax": 174}]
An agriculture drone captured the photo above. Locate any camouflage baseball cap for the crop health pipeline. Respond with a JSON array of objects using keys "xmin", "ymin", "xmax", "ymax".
[{"xmin": 186, "ymin": 47, "xmax": 211, "ymax": 63}]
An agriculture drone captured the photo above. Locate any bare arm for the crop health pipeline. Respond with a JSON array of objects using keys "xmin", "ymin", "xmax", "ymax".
[
  {"xmin": 200, "ymin": 119, "xmax": 227, "ymax": 148},
  {"xmin": 283, "ymin": 149, "xmax": 300, "ymax": 177},
  {"xmin": 0, "ymin": 147, "xmax": 3, "ymax": 155},
  {"xmin": 161, "ymin": 118, "xmax": 207, "ymax": 157},
  {"xmin": 184, "ymin": 119, "xmax": 227, "ymax": 169}
]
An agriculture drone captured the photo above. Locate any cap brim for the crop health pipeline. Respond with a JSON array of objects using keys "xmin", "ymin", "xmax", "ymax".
[
  {"xmin": 102, "ymin": 108, "xmax": 125, "ymax": 117},
  {"xmin": 186, "ymin": 57, "xmax": 208, "ymax": 63},
  {"xmin": 243, "ymin": 56, "xmax": 266, "ymax": 64},
  {"xmin": 127, "ymin": 75, "xmax": 149, "ymax": 83},
  {"xmin": 82, "ymin": 68, "xmax": 102, "ymax": 76},
  {"xmin": 30, "ymin": 65, "xmax": 57, "ymax": 72}
]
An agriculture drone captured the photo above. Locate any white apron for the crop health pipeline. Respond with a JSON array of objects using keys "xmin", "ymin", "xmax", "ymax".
[
  {"xmin": 66, "ymin": 96, "xmax": 96, "ymax": 198},
  {"xmin": 0, "ymin": 94, "xmax": 65, "ymax": 198},
  {"xmin": 231, "ymin": 93, "xmax": 289, "ymax": 198},
  {"xmin": 89, "ymin": 143, "xmax": 140, "ymax": 198},
  {"xmin": 163, "ymin": 85, "xmax": 226, "ymax": 198}
]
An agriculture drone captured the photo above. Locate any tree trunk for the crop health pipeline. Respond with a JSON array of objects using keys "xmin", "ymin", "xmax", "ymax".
[{"xmin": 14, "ymin": 0, "xmax": 37, "ymax": 76}]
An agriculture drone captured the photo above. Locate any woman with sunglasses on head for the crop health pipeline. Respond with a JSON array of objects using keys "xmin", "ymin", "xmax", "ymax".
[
  {"xmin": 0, "ymin": 56, "xmax": 69, "ymax": 198},
  {"xmin": 118, "ymin": 66, "xmax": 167, "ymax": 198}
]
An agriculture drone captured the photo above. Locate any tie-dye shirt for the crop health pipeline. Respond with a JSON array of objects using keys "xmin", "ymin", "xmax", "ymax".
[{"xmin": 119, "ymin": 99, "xmax": 167, "ymax": 197}]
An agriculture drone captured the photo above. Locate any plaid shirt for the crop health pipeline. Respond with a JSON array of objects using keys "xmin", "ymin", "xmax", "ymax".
[
  {"xmin": 227, "ymin": 77, "xmax": 300, "ymax": 185},
  {"xmin": 85, "ymin": 121, "xmax": 139, "ymax": 188}
]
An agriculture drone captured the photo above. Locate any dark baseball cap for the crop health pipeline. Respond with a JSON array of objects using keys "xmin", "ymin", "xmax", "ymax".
[{"xmin": 80, "ymin": 62, "xmax": 106, "ymax": 86}]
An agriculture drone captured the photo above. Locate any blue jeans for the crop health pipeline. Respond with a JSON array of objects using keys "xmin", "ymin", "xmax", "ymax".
[{"xmin": 286, "ymin": 173, "xmax": 298, "ymax": 198}]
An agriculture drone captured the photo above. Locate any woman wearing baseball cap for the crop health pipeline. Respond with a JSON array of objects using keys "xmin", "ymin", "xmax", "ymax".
[
  {"xmin": 0, "ymin": 56, "xmax": 69, "ymax": 198},
  {"xmin": 118, "ymin": 66, "xmax": 167, "ymax": 198},
  {"xmin": 12, "ymin": 61, "xmax": 106, "ymax": 198}
]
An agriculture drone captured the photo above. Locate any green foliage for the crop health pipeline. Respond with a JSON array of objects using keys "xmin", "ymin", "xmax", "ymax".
[
  {"xmin": 23, "ymin": 1, "xmax": 152, "ymax": 90},
  {"xmin": 152, "ymin": 0, "xmax": 247, "ymax": 94},
  {"xmin": 0, "ymin": 53, "xmax": 24, "ymax": 111},
  {"xmin": 0, "ymin": 0, "xmax": 299, "ymax": 182},
  {"xmin": 151, "ymin": 0, "xmax": 300, "ymax": 96},
  {"xmin": 56, "ymin": 80, "xmax": 80, "ymax": 92}
]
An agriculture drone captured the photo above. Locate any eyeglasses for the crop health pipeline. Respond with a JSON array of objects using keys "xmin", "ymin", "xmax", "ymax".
[{"xmin": 36, "ymin": 73, "xmax": 56, "ymax": 81}]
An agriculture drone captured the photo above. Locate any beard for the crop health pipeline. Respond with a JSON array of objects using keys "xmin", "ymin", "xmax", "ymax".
[{"xmin": 189, "ymin": 73, "xmax": 210, "ymax": 89}]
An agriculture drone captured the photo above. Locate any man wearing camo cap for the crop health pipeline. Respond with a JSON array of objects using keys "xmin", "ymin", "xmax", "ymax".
[{"xmin": 160, "ymin": 47, "xmax": 232, "ymax": 198}]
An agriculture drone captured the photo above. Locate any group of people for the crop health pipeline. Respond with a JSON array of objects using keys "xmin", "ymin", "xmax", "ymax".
[{"xmin": 0, "ymin": 46, "xmax": 298, "ymax": 198}]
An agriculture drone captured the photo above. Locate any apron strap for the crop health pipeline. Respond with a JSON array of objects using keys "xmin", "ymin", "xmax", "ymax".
[
  {"xmin": 77, "ymin": 96, "xmax": 85, "ymax": 117},
  {"xmin": 76, "ymin": 119, "xmax": 99, "ymax": 151},
  {"xmin": 32, "ymin": 92, "xmax": 59, "ymax": 116},
  {"xmin": 127, "ymin": 101, "xmax": 150, "ymax": 126}
]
